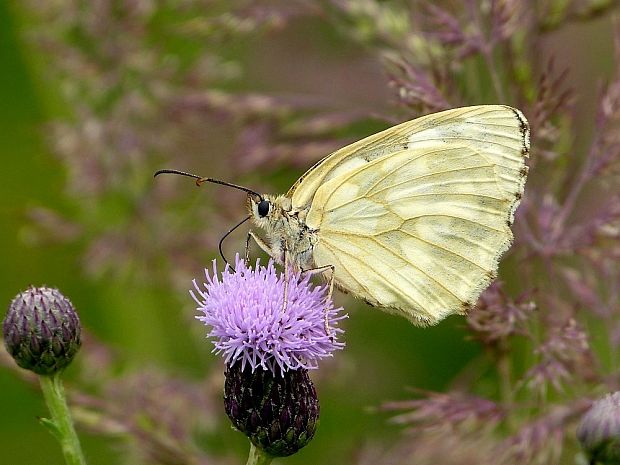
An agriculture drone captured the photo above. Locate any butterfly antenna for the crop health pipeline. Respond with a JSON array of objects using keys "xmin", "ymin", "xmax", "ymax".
[
  {"xmin": 154, "ymin": 169, "xmax": 262, "ymax": 199},
  {"xmin": 219, "ymin": 215, "xmax": 252, "ymax": 271}
]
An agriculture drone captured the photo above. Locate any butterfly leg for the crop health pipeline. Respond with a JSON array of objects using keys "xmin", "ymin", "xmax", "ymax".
[
  {"xmin": 282, "ymin": 247, "xmax": 290, "ymax": 314},
  {"xmin": 300, "ymin": 264, "xmax": 335, "ymax": 336},
  {"xmin": 245, "ymin": 231, "xmax": 271, "ymax": 264}
]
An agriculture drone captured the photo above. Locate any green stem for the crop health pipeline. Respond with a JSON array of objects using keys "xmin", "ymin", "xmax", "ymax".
[
  {"xmin": 245, "ymin": 443, "xmax": 273, "ymax": 465},
  {"xmin": 39, "ymin": 373, "xmax": 87, "ymax": 465}
]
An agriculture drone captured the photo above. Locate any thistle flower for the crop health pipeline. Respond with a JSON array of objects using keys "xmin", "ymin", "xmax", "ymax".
[
  {"xmin": 191, "ymin": 255, "xmax": 345, "ymax": 457},
  {"xmin": 3, "ymin": 286, "xmax": 82, "ymax": 375},
  {"xmin": 577, "ymin": 392, "xmax": 620, "ymax": 464},
  {"xmin": 191, "ymin": 255, "xmax": 345, "ymax": 375}
]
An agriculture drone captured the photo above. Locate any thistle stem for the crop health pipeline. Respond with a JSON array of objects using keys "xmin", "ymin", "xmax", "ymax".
[
  {"xmin": 246, "ymin": 443, "xmax": 273, "ymax": 465},
  {"xmin": 39, "ymin": 373, "xmax": 87, "ymax": 465}
]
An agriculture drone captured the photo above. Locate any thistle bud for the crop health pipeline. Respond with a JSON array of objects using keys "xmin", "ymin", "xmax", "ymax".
[
  {"xmin": 3, "ymin": 286, "xmax": 82, "ymax": 375},
  {"xmin": 577, "ymin": 392, "xmax": 620, "ymax": 464},
  {"xmin": 224, "ymin": 362, "xmax": 319, "ymax": 457}
]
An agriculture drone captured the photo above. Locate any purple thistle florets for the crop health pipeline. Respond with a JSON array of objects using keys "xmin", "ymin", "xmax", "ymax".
[{"xmin": 191, "ymin": 255, "xmax": 346, "ymax": 375}]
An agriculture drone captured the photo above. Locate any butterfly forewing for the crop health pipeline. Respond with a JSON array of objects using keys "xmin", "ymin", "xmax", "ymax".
[{"xmin": 295, "ymin": 105, "xmax": 529, "ymax": 325}]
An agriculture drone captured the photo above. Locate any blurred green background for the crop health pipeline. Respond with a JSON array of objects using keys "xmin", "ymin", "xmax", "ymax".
[{"xmin": 0, "ymin": 1, "xmax": 615, "ymax": 464}]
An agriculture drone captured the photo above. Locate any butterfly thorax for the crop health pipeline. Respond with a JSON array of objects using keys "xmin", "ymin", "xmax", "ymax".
[{"xmin": 249, "ymin": 194, "xmax": 317, "ymax": 271}]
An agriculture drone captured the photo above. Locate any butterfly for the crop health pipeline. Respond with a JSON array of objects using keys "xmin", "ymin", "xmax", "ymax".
[{"xmin": 156, "ymin": 105, "xmax": 530, "ymax": 326}]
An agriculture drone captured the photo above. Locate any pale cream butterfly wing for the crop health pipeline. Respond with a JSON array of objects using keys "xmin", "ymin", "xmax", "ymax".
[{"xmin": 290, "ymin": 105, "xmax": 530, "ymax": 325}]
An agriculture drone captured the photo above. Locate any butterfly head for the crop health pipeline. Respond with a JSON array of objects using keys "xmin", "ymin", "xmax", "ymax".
[
  {"xmin": 247, "ymin": 194, "xmax": 291, "ymax": 228},
  {"xmin": 153, "ymin": 169, "xmax": 291, "ymax": 264},
  {"xmin": 248, "ymin": 193, "xmax": 308, "ymax": 268}
]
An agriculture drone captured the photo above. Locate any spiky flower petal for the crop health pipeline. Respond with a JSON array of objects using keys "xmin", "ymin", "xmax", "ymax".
[
  {"xmin": 3, "ymin": 286, "xmax": 82, "ymax": 375},
  {"xmin": 191, "ymin": 255, "xmax": 345, "ymax": 375}
]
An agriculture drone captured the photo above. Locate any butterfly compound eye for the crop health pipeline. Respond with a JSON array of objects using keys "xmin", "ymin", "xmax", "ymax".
[{"xmin": 257, "ymin": 200, "xmax": 270, "ymax": 217}]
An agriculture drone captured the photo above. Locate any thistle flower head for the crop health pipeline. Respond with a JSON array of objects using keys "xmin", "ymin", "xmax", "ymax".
[
  {"xmin": 577, "ymin": 392, "xmax": 620, "ymax": 464},
  {"xmin": 191, "ymin": 255, "xmax": 345, "ymax": 375},
  {"xmin": 3, "ymin": 286, "xmax": 82, "ymax": 375}
]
